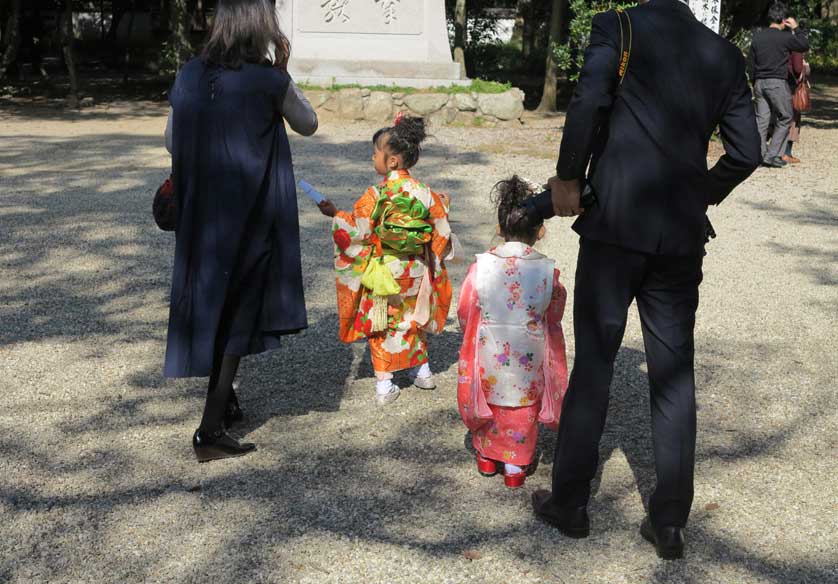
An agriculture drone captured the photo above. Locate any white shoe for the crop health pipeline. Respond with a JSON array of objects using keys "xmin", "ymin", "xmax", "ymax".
[
  {"xmin": 412, "ymin": 375, "xmax": 436, "ymax": 390},
  {"xmin": 375, "ymin": 384, "xmax": 401, "ymax": 405}
]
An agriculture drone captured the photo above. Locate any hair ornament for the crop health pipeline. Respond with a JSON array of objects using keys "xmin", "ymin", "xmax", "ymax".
[
  {"xmin": 393, "ymin": 111, "xmax": 405, "ymax": 126},
  {"xmin": 518, "ymin": 177, "xmax": 541, "ymax": 194}
]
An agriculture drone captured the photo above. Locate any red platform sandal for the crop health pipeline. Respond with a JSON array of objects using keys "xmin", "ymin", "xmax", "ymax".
[
  {"xmin": 476, "ymin": 453, "xmax": 499, "ymax": 477},
  {"xmin": 504, "ymin": 468, "xmax": 527, "ymax": 489}
]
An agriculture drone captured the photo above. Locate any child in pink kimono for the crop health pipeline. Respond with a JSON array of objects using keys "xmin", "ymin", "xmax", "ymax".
[{"xmin": 457, "ymin": 176, "xmax": 569, "ymax": 489}]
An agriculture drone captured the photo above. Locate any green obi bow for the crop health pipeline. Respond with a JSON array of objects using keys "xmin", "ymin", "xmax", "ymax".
[{"xmin": 371, "ymin": 192, "xmax": 433, "ymax": 256}]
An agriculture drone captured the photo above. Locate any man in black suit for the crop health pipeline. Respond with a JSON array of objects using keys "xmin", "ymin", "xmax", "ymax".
[{"xmin": 530, "ymin": 0, "xmax": 761, "ymax": 559}]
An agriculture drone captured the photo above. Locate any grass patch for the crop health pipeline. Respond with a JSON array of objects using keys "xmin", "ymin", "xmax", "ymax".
[{"xmin": 298, "ymin": 79, "xmax": 511, "ymax": 94}]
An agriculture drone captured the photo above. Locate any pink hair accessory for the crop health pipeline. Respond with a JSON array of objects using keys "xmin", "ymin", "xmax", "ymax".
[{"xmin": 393, "ymin": 111, "xmax": 405, "ymax": 126}]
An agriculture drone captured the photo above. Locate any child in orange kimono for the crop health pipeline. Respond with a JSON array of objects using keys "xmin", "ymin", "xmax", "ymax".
[
  {"xmin": 457, "ymin": 176, "xmax": 569, "ymax": 488},
  {"xmin": 318, "ymin": 116, "xmax": 453, "ymax": 405}
]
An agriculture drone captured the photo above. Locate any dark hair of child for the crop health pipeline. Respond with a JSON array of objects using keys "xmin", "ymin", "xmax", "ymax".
[
  {"xmin": 491, "ymin": 175, "xmax": 543, "ymax": 244},
  {"xmin": 373, "ymin": 116, "xmax": 427, "ymax": 169}
]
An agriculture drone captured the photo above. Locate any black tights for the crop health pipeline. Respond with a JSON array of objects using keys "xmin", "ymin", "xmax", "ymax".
[{"xmin": 199, "ymin": 353, "xmax": 240, "ymax": 434}]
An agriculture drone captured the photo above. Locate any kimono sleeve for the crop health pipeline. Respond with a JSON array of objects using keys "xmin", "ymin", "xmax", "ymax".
[
  {"xmin": 333, "ymin": 187, "xmax": 377, "ymax": 255},
  {"xmin": 456, "ymin": 263, "xmax": 494, "ymax": 432},
  {"xmin": 427, "ymin": 191, "xmax": 453, "ymax": 262},
  {"xmin": 539, "ymin": 269, "xmax": 569, "ymax": 430},
  {"xmin": 333, "ymin": 187, "xmax": 378, "ymax": 343}
]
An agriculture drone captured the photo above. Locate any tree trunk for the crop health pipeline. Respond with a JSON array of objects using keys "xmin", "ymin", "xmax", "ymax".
[
  {"xmin": 511, "ymin": 1, "xmax": 524, "ymax": 48},
  {"xmin": 61, "ymin": 0, "xmax": 79, "ymax": 106},
  {"xmin": 122, "ymin": 4, "xmax": 136, "ymax": 83},
  {"xmin": 0, "ymin": 0, "xmax": 21, "ymax": 81},
  {"xmin": 170, "ymin": 0, "xmax": 191, "ymax": 70},
  {"xmin": 520, "ymin": 0, "xmax": 535, "ymax": 57},
  {"xmin": 453, "ymin": 0, "xmax": 466, "ymax": 78},
  {"xmin": 537, "ymin": 0, "xmax": 564, "ymax": 113}
]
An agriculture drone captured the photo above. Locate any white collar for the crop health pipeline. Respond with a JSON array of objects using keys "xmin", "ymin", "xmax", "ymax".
[{"xmin": 486, "ymin": 241, "xmax": 547, "ymax": 260}]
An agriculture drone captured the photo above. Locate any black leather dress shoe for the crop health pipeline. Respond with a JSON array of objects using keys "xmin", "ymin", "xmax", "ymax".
[
  {"xmin": 762, "ymin": 157, "xmax": 787, "ymax": 168},
  {"xmin": 640, "ymin": 516, "xmax": 685, "ymax": 560},
  {"xmin": 531, "ymin": 490, "xmax": 590, "ymax": 538},
  {"xmin": 192, "ymin": 429, "xmax": 255, "ymax": 463}
]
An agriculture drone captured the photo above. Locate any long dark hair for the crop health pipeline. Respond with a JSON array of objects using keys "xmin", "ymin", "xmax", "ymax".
[{"xmin": 202, "ymin": 0, "xmax": 290, "ymax": 69}]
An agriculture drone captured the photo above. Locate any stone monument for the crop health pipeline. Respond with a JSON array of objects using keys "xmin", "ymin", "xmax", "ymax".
[
  {"xmin": 276, "ymin": 0, "xmax": 467, "ymax": 88},
  {"xmin": 689, "ymin": 0, "xmax": 722, "ymax": 34}
]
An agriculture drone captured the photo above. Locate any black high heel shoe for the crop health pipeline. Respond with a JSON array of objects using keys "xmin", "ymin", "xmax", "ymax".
[
  {"xmin": 224, "ymin": 388, "xmax": 244, "ymax": 429},
  {"xmin": 192, "ymin": 428, "xmax": 255, "ymax": 463}
]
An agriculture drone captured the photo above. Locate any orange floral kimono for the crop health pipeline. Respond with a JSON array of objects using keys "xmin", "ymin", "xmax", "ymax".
[
  {"xmin": 457, "ymin": 242, "xmax": 568, "ymax": 466},
  {"xmin": 332, "ymin": 169, "xmax": 453, "ymax": 376}
]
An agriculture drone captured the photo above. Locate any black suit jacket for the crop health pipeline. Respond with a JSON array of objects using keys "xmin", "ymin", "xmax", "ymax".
[{"xmin": 558, "ymin": 0, "xmax": 761, "ymax": 256}]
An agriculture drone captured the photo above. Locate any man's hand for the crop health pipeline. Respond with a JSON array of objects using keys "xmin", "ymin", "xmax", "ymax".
[
  {"xmin": 783, "ymin": 17, "xmax": 798, "ymax": 30},
  {"xmin": 547, "ymin": 176, "xmax": 584, "ymax": 217},
  {"xmin": 318, "ymin": 200, "xmax": 338, "ymax": 217}
]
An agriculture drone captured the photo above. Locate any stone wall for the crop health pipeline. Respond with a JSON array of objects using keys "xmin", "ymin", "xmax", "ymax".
[{"xmin": 303, "ymin": 88, "xmax": 526, "ymax": 126}]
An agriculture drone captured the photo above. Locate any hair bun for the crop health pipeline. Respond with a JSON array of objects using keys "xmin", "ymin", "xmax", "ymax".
[
  {"xmin": 491, "ymin": 175, "xmax": 541, "ymax": 241},
  {"xmin": 378, "ymin": 115, "xmax": 427, "ymax": 169},
  {"xmin": 392, "ymin": 116, "xmax": 427, "ymax": 148}
]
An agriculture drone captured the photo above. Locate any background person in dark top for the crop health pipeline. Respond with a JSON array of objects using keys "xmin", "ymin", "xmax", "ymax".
[{"xmin": 749, "ymin": 2, "xmax": 810, "ymax": 168}]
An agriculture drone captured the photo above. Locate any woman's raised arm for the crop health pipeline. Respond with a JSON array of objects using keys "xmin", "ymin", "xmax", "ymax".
[{"xmin": 280, "ymin": 80, "xmax": 318, "ymax": 136}]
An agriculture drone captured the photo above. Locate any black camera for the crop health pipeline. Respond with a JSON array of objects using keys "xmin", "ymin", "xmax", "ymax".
[
  {"xmin": 524, "ymin": 183, "xmax": 716, "ymax": 244},
  {"xmin": 524, "ymin": 182, "xmax": 597, "ymax": 226}
]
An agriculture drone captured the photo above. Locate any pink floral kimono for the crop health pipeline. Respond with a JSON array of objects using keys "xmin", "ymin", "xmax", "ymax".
[{"xmin": 457, "ymin": 242, "xmax": 568, "ymax": 467}]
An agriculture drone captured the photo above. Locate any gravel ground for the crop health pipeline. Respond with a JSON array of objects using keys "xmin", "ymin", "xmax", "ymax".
[{"xmin": 1, "ymin": 85, "xmax": 836, "ymax": 584}]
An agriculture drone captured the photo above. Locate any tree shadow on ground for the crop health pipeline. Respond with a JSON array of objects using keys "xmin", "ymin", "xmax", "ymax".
[
  {"xmin": 0, "ymin": 129, "xmax": 488, "ymax": 349},
  {"xmin": 802, "ymin": 83, "xmax": 838, "ymax": 130},
  {"xmin": 741, "ymin": 191, "xmax": 838, "ymax": 311},
  {"xmin": 3, "ymin": 336, "xmax": 834, "ymax": 584},
  {"xmin": 3, "ymin": 120, "xmax": 835, "ymax": 583}
]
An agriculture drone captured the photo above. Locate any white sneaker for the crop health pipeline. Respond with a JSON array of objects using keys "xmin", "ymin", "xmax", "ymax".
[
  {"xmin": 412, "ymin": 375, "xmax": 436, "ymax": 390},
  {"xmin": 375, "ymin": 384, "xmax": 401, "ymax": 405}
]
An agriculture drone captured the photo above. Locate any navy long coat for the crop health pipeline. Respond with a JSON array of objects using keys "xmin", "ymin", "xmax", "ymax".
[{"xmin": 164, "ymin": 58, "xmax": 307, "ymax": 378}]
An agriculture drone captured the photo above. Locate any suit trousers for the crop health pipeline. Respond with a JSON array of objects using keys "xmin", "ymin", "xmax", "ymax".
[
  {"xmin": 754, "ymin": 78, "xmax": 793, "ymax": 162},
  {"xmin": 551, "ymin": 238, "xmax": 703, "ymax": 528}
]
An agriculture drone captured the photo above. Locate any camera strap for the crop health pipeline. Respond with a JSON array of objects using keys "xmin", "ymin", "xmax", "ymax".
[{"xmin": 615, "ymin": 8, "xmax": 632, "ymax": 90}]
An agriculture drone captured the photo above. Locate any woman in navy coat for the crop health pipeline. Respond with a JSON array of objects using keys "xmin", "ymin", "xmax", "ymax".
[{"xmin": 164, "ymin": 0, "xmax": 318, "ymax": 462}]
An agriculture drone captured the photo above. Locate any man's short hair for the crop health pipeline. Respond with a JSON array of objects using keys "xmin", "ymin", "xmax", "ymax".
[{"xmin": 768, "ymin": 2, "xmax": 787, "ymax": 24}]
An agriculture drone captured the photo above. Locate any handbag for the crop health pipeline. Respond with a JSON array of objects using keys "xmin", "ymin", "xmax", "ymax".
[
  {"xmin": 792, "ymin": 75, "xmax": 811, "ymax": 113},
  {"xmin": 152, "ymin": 174, "xmax": 177, "ymax": 231}
]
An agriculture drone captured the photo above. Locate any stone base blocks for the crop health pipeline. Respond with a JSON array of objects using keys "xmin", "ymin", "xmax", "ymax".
[{"xmin": 305, "ymin": 87, "xmax": 526, "ymax": 126}]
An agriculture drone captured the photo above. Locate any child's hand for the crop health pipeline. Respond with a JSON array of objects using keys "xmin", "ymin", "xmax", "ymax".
[{"xmin": 318, "ymin": 199, "xmax": 338, "ymax": 217}]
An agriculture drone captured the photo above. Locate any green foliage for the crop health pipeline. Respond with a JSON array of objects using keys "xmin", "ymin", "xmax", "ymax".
[
  {"xmin": 727, "ymin": 25, "xmax": 753, "ymax": 56},
  {"xmin": 553, "ymin": 0, "xmax": 635, "ymax": 82},
  {"xmin": 297, "ymin": 79, "xmax": 512, "ymax": 95},
  {"xmin": 466, "ymin": 41, "xmax": 546, "ymax": 79},
  {"xmin": 158, "ymin": 41, "xmax": 179, "ymax": 77},
  {"xmin": 805, "ymin": 22, "xmax": 838, "ymax": 73}
]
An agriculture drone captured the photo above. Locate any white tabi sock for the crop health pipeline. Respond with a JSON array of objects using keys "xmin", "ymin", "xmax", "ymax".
[
  {"xmin": 504, "ymin": 463, "xmax": 523, "ymax": 475},
  {"xmin": 413, "ymin": 362, "xmax": 432, "ymax": 379},
  {"xmin": 376, "ymin": 379, "xmax": 395, "ymax": 395}
]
